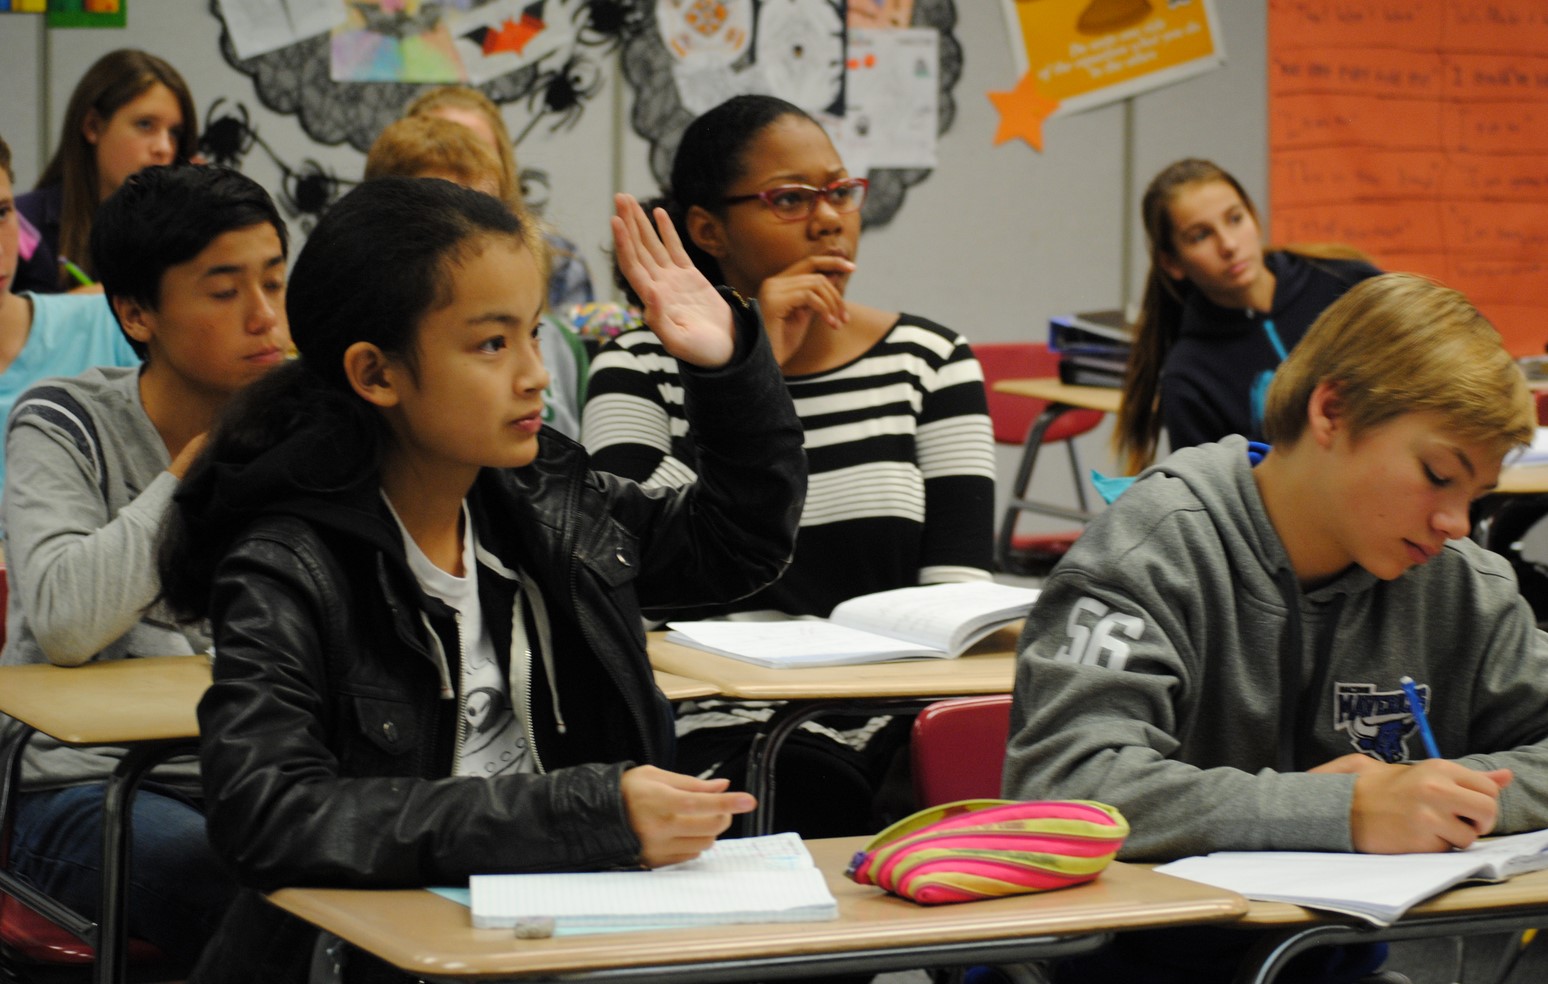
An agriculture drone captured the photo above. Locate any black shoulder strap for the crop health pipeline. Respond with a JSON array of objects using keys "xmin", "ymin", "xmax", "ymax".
[{"xmin": 9, "ymin": 385, "xmax": 108, "ymax": 503}]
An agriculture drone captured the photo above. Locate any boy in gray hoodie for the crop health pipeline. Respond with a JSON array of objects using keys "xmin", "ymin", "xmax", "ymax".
[
  {"xmin": 1006, "ymin": 273, "xmax": 1546, "ymax": 983},
  {"xmin": 0, "ymin": 164, "xmax": 290, "ymax": 974}
]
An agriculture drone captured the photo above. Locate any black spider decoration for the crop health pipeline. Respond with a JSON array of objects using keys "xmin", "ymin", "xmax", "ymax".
[
  {"xmin": 279, "ymin": 161, "xmax": 345, "ymax": 231},
  {"xmin": 518, "ymin": 53, "xmax": 603, "ymax": 141},
  {"xmin": 572, "ymin": 0, "xmax": 651, "ymax": 51},
  {"xmin": 518, "ymin": 167, "xmax": 550, "ymax": 214},
  {"xmin": 199, "ymin": 99, "xmax": 257, "ymax": 168}
]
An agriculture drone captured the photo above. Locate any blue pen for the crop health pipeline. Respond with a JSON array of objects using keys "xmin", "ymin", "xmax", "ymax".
[{"xmin": 1400, "ymin": 675, "xmax": 1441, "ymax": 759}]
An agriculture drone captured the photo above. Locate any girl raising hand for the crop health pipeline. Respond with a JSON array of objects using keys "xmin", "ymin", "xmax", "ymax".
[{"xmin": 159, "ymin": 178, "xmax": 804, "ymax": 982}]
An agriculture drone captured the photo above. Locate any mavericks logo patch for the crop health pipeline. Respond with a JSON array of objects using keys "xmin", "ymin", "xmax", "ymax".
[{"xmin": 1333, "ymin": 681, "xmax": 1425, "ymax": 763}]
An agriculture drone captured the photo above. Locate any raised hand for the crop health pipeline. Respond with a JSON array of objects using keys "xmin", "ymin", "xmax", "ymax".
[
  {"xmin": 1345, "ymin": 757, "xmax": 1512, "ymax": 853},
  {"xmin": 612, "ymin": 194, "xmax": 735, "ymax": 369},
  {"xmin": 757, "ymin": 254, "xmax": 854, "ymax": 366},
  {"xmin": 620, "ymin": 764, "xmax": 757, "ymax": 867}
]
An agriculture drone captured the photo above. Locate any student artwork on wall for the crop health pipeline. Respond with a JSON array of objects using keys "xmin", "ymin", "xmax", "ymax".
[
  {"xmin": 43, "ymin": 0, "xmax": 125, "ymax": 26},
  {"xmin": 621, "ymin": 0, "xmax": 962, "ymax": 229},
  {"xmin": 0, "ymin": 0, "xmax": 49, "ymax": 13},
  {"xmin": 208, "ymin": 0, "xmax": 636, "ymax": 151},
  {"xmin": 990, "ymin": 0, "xmax": 1223, "ymax": 151},
  {"xmin": 1268, "ymin": 1, "xmax": 1548, "ymax": 356}
]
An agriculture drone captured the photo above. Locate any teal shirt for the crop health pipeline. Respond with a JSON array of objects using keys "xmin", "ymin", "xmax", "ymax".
[{"xmin": 0, "ymin": 293, "xmax": 141, "ymax": 490}]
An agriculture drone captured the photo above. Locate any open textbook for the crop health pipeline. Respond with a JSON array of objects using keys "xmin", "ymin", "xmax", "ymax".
[
  {"xmin": 665, "ymin": 582, "xmax": 1041, "ymax": 668},
  {"xmin": 467, "ymin": 832, "xmax": 837, "ymax": 932},
  {"xmin": 1155, "ymin": 827, "xmax": 1548, "ymax": 926}
]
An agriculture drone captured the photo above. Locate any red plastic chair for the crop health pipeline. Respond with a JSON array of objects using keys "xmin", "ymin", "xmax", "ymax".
[
  {"xmin": 910, "ymin": 695, "xmax": 1013, "ymax": 807},
  {"xmin": 974, "ymin": 344, "xmax": 1106, "ymax": 577}
]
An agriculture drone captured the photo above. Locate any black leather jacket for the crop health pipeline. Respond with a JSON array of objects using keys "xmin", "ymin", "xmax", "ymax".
[{"xmin": 186, "ymin": 316, "xmax": 804, "ymax": 981}]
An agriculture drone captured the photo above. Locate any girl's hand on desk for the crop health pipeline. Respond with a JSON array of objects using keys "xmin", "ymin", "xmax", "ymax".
[
  {"xmin": 757, "ymin": 255, "xmax": 852, "ymax": 366},
  {"xmin": 612, "ymin": 194, "xmax": 735, "ymax": 370},
  {"xmin": 621, "ymin": 764, "xmax": 757, "ymax": 868},
  {"xmin": 1347, "ymin": 758, "xmax": 1512, "ymax": 854}
]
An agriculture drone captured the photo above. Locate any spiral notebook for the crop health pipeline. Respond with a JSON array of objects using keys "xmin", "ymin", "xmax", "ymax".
[{"xmin": 468, "ymin": 833, "xmax": 838, "ymax": 931}]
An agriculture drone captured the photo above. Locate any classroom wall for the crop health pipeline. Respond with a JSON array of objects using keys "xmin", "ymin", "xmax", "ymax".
[{"xmin": 0, "ymin": 2, "xmax": 1267, "ymax": 510}]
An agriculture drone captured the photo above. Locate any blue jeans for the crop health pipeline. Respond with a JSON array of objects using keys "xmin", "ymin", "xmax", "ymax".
[{"xmin": 9, "ymin": 784, "xmax": 237, "ymax": 973}]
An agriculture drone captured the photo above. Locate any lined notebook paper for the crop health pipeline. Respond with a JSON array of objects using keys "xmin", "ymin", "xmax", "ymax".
[
  {"xmin": 468, "ymin": 833, "xmax": 839, "ymax": 930},
  {"xmin": 1157, "ymin": 827, "xmax": 1548, "ymax": 926}
]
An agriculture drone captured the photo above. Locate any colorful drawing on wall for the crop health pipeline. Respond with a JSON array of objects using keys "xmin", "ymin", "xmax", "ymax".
[
  {"xmin": 1268, "ymin": 1, "xmax": 1548, "ymax": 356},
  {"xmin": 0, "ymin": 0, "xmax": 50, "ymax": 13},
  {"xmin": 330, "ymin": 0, "xmax": 467, "ymax": 82},
  {"xmin": 622, "ymin": 0, "xmax": 961, "ymax": 230},
  {"xmin": 827, "ymin": 27, "xmax": 937, "ymax": 171},
  {"xmin": 991, "ymin": 0, "xmax": 1222, "ymax": 151},
  {"xmin": 847, "ymin": 0, "xmax": 912, "ymax": 29},
  {"xmin": 448, "ymin": 0, "xmax": 575, "ymax": 84},
  {"xmin": 212, "ymin": 0, "xmax": 634, "ymax": 159},
  {"xmin": 46, "ymin": 0, "xmax": 125, "ymax": 26}
]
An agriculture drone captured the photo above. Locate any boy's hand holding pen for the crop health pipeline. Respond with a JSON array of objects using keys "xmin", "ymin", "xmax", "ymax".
[{"xmin": 1310, "ymin": 677, "xmax": 1513, "ymax": 854}]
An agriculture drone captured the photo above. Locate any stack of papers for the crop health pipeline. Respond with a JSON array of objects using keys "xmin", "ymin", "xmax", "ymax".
[
  {"xmin": 1156, "ymin": 828, "xmax": 1548, "ymax": 926},
  {"xmin": 468, "ymin": 833, "xmax": 838, "ymax": 932}
]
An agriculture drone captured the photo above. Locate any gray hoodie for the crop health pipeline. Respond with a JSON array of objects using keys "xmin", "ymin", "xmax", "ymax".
[
  {"xmin": 1004, "ymin": 436, "xmax": 1548, "ymax": 859},
  {"xmin": 1, "ymin": 365, "xmax": 209, "ymax": 791}
]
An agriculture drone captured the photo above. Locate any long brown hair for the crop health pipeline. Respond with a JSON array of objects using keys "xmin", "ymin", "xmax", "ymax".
[
  {"xmin": 1113, "ymin": 159, "xmax": 1260, "ymax": 474},
  {"xmin": 36, "ymin": 49, "xmax": 197, "ymax": 288}
]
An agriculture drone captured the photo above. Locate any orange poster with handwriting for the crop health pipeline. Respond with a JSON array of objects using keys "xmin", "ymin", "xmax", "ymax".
[
  {"xmin": 1002, "ymin": 0, "xmax": 1223, "ymax": 115},
  {"xmin": 1269, "ymin": 1, "xmax": 1548, "ymax": 355}
]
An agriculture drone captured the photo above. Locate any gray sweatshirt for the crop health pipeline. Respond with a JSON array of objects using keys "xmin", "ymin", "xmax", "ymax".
[
  {"xmin": 1, "ymin": 365, "xmax": 208, "ymax": 791},
  {"xmin": 1004, "ymin": 436, "xmax": 1548, "ymax": 859}
]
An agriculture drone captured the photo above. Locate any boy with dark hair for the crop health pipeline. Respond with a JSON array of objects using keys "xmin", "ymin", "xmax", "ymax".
[
  {"xmin": 0, "ymin": 163, "xmax": 290, "ymax": 973},
  {"xmin": 1006, "ymin": 273, "xmax": 1548, "ymax": 984}
]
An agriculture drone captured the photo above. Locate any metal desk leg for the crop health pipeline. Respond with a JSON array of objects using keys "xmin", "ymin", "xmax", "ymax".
[
  {"xmin": 96, "ymin": 739, "xmax": 195, "ymax": 984},
  {"xmin": 742, "ymin": 698, "xmax": 943, "ymax": 836},
  {"xmin": 996, "ymin": 402, "xmax": 1095, "ymax": 572},
  {"xmin": 1232, "ymin": 909, "xmax": 1548, "ymax": 984},
  {"xmin": 0, "ymin": 724, "xmax": 100, "ymax": 946}
]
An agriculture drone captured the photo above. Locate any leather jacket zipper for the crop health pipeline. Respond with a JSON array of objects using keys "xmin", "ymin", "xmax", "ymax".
[{"xmin": 452, "ymin": 610, "xmax": 467, "ymax": 767}]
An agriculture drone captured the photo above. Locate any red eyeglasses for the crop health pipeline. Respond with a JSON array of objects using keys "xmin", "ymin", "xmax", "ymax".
[{"xmin": 722, "ymin": 177, "xmax": 869, "ymax": 222}]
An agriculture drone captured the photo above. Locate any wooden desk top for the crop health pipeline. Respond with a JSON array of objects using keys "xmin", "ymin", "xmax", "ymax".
[
  {"xmin": 992, "ymin": 377, "xmax": 1122, "ymax": 414},
  {"xmin": 0, "ymin": 654, "xmax": 210, "ymax": 745},
  {"xmin": 651, "ymin": 670, "xmax": 719, "ymax": 701},
  {"xmin": 0, "ymin": 655, "xmax": 716, "ymax": 745},
  {"xmin": 1231, "ymin": 865, "xmax": 1548, "ymax": 929},
  {"xmin": 646, "ymin": 627, "xmax": 1020, "ymax": 701},
  {"xmin": 266, "ymin": 836, "xmax": 1248, "ymax": 981},
  {"xmin": 1495, "ymin": 462, "xmax": 1548, "ymax": 495}
]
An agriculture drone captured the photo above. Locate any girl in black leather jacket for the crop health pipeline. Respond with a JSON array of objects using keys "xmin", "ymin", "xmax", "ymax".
[{"xmin": 158, "ymin": 178, "xmax": 806, "ymax": 982}]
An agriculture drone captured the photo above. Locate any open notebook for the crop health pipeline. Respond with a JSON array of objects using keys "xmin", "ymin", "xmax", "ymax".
[
  {"xmin": 1156, "ymin": 827, "xmax": 1548, "ymax": 926},
  {"xmin": 665, "ymin": 582, "xmax": 1040, "ymax": 668},
  {"xmin": 467, "ymin": 833, "xmax": 838, "ymax": 931}
]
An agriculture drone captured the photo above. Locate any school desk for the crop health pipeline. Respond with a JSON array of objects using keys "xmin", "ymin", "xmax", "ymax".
[
  {"xmin": 0, "ymin": 655, "xmax": 716, "ymax": 984},
  {"xmin": 647, "ymin": 627, "xmax": 1020, "ymax": 835},
  {"xmin": 0, "ymin": 654, "xmax": 209, "ymax": 984},
  {"xmin": 1494, "ymin": 461, "xmax": 1548, "ymax": 496},
  {"xmin": 265, "ymin": 835, "xmax": 1249, "ymax": 983},
  {"xmin": 1226, "ymin": 867, "xmax": 1548, "ymax": 984}
]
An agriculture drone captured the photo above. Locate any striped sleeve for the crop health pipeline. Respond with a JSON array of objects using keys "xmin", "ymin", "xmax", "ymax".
[
  {"xmin": 581, "ymin": 329, "xmax": 700, "ymax": 488},
  {"xmin": 905, "ymin": 320, "xmax": 995, "ymax": 581}
]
